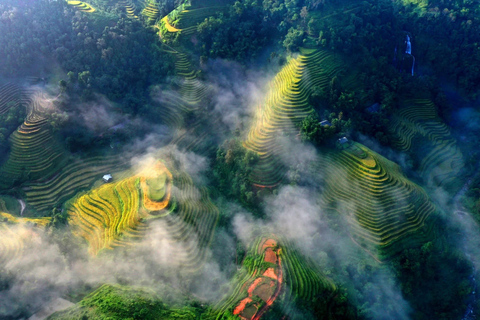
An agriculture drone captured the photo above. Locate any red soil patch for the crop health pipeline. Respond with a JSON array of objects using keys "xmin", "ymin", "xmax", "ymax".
[
  {"xmin": 262, "ymin": 268, "xmax": 277, "ymax": 280},
  {"xmin": 262, "ymin": 239, "xmax": 277, "ymax": 250},
  {"xmin": 233, "ymin": 298, "xmax": 252, "ymax": 315},
  {"xmin": 248, "ymin": 277, "xmax": 264, "ymax": 295},
  {"xmin": 264, "ymin": 248, "xmax": 277, "ymax": 264},
  {"xmin": 252, "ymin": 257, "xmax": 283, "ymax": 320},
  {"xmin": 234, "ymin": 238, "xmax": 283, "ymax": 320},
  {"xmin": 252, "ymin": 183, "xmax": 279, "ymax": 189}
]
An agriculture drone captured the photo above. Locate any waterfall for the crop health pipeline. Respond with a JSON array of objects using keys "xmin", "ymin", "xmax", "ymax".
[
  {"xmin": 405, "ymin": 35, "xmax": 412, "ymax": 54},
  {"xmin": 405, "ymin": 35, "xmax": 414, "ymax": 76}
]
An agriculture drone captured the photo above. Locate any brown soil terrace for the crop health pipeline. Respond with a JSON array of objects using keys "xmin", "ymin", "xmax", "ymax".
[{"xmin": 233, "ymin": 238, "xmax": 283, "ymax": 320}]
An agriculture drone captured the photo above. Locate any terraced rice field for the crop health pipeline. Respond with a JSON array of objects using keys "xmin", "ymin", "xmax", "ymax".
[
  {"xmin": 118, "ymin": 0, "xmax": 137, "ymax": 18},
  {"xmin": 158, "ymin": 0, "xmax": 228, "ymax": 38},
  {"xmin": 22, "ymin": 156, "xmax": 127, "ymax": 213},
  {"xmin": 141, "ymin": 0, "xmax": 160, "ymax": 24},
  {"xmin": 143, "ymin": 168, "xmax": 219, "ymax": 271},
  {"xmin": 0, "ymin": 91, "xmax": 68, "ymax": 189},
  {"xmin": 68, "ymin": 161, "xmax": 219, "ymax": 267},
  {"xmin": 156, "ymin": 51, "xmax": 209, "ymax": 128},
  {"xmin": 67, "ymin": 161, "xmax": 174, "ymax": 255},
  {"xmin": 209, "ymin": 237, "xmax": 334, "ymax": 319},
  {"xmin": 319, "ymin": 142, "xmax": 435, "ymax": 260},
  {"xmin": 244, "ymin": 48, "xmax": 344, "ymax": 187},
  {"xmin": 390, "ymin": 98, "xmax": 464, "ymax": 190},
  {"xmin": 66, "ymin": 0, "xmax": 96, "ymax": 13},
  {"xmin": 0, "ymin": 83, "xmax": 22, "ymax": 114},
  {"xmin": 0, "ymin": 213, "xmax": 50, "ymax": 266}
]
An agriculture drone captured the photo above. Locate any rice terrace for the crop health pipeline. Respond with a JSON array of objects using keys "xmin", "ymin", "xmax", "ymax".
[{"xmin": 1, "ymin": 0, "xmax": 480, "ymax": 319}]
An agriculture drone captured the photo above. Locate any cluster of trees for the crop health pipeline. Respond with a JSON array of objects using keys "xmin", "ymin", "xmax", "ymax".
[
  {"xmin": 213, "ymin": 138, "xmax": 260, "ymax": 210},
  {"xmin": 391, "ymin": 232, "xmax": 472, "ymax": 319},
  {"xmin": 0, "ymin": 0, "xmax": 181, "ymax": 154},
  {"xmin": 0, "ymin": 0, "xmax": 174, "ymax": 105},
  {"xmin": 394, "ymin": 0, "xmax": 480, "ymax": 98},
  {"xmin": 0, "ymin": 105, "xmax": 25, "ymax": 150},
  {"xmin": 299, "ymin": 114, "xmax": 337, "ymax": 146},
  {"xmin": 192, "ymin": 0, "xmax": 338, "ymax": 62}
]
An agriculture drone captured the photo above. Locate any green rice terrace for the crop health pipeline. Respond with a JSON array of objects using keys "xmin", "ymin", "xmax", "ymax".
[
  {"xmin": 244, "ymin": 48, "xmax": 344, "ymax": 187},
  {"xmin": 318, "ymin": 142, "xmax": 435, "ymax": 260},
  {"xmin": 1, "ymin": 0, "xmax": 479, "ymax": 319},
  {"xmin": 0, "ymin": 83, "xmax": 22, "ymax": 114},
  {"xmin": 67, "ymin": 160, "xmax": 219, "ymax": 269},
  {"xmin": 207, "ymin": 237, "xmax": 337, "ymax": 320},
  {"xmin": 141, "ymin": 0, "xmax": 160, "ymax": 24},
  {"xmin": 390, "ymin": 97, "xmax": 465, "ymax": 191},
  {"xmin": 0, "ymin": 90, "xmax": 68, "ymax": 189}
]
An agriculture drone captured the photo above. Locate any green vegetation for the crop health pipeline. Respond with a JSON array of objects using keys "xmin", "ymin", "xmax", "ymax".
[
  {"xmin": 48, "ymin": 284, "xmax": 200, "ymax": 319},
  {"xmin": 214, "ymin": 139, "xmax": 260, "ymax": 210}
]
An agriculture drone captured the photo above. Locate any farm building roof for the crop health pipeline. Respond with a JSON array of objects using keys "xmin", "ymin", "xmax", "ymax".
[{"xmin": 338, "ymin": 137, "xmax": 349, "ymax": 144}]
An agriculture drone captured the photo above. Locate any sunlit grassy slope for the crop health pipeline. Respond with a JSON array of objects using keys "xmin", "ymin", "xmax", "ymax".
[
  {"xmin": 318, "ymin": 142, "xmax": 435, "ymax": 260},
  {"xmin": 390, "ymin": 98, "xmax": 464, "ymax": 190},
  {"xmin": 244, "ymin": 48, "xmax": 344, "ymax": 187},
  {"xmin": 208, "ymin": 236, "xmax": 335, "ymax": 319},
  {"xmin": 67, "ymin": 160, "xmax": 218, "ymax": 270}
]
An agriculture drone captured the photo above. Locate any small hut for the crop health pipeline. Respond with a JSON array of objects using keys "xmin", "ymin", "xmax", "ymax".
[
  {"xmin": 320, "ymin": 120, "xmax": 332, "ymax": 126},
  {"xmin": 103, "ymin": 174, "xmax": 113, "ymax": 183},
  {"xmin": 338, "ymin": 137, "xmax": 349, "ymax": 144}
]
